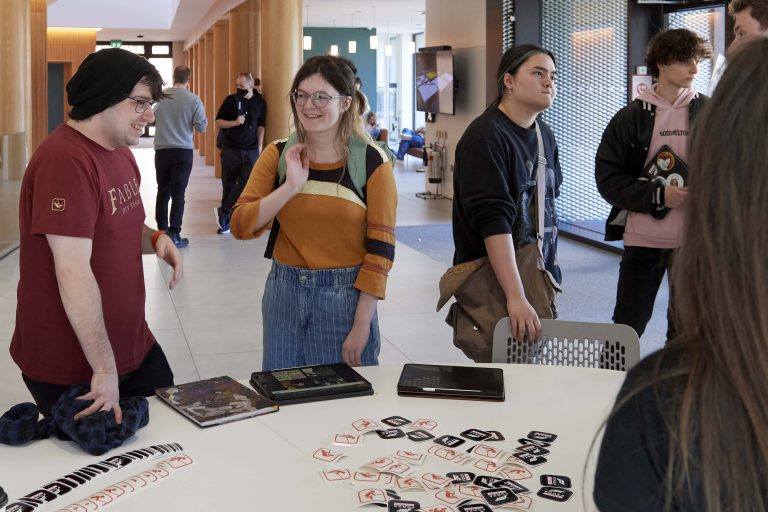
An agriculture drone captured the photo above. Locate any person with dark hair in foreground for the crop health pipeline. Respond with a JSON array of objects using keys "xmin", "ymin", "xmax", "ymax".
[
  {"xmin": 229, "ymin": 56, "xmax": 396, "ymax": 371},
  {"xmin": 594, "ymin": 38, "xmax": 768, "ymax": 511},
  {"xmin": 452, "ymin": 44, "xmax": 563, "ymax": 341},
  {"xmin": 10, "ymin": 48, "xmax": 181, "ymax": 423}
]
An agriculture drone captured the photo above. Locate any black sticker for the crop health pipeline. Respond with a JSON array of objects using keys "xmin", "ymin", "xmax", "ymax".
[
  {"xmin": 376, "ymin": 428, "xmax": 406, "ymax": 440},
  {"xmin": 516, "ymin": 444, "xmax": 550, "ymax": 456},
  {"xmin": 540, "ymin": 474, "xmax": 572, "ymax": 488},
  {"xmin": 480, "ymin": 487, "xmax": 518, "ymax": 506},
  {"xmin": 43, "ymin": 481, "xmax": 73, "ymax": 496},
  {"xmin": 5, "ymin": 502, "xmax": 35, "ymax": 512},
  {"xmin": 387, "ymin": 499, "xmax": 421, "ymax": 511},
  {"xmin": 447, "ymin": 471, "xmax": 476, "ymax": 484},
  {"xmin": 517, "ymin": 437, "xmax": 550, "ymax": 448},
  {"xmin": 406, "ymin": 429, "xmax": 435, "ymax": 442},
  {"xmin": 527, "ymin": 430, "xmax": 557, "ymax": 443},
  {"xmin": 458, "ymin": 502, "xmax": 493, "ymax": 512},
  {"xmin": 537, "ymin": 486, "xmax": 574, "ymax": 502},
  {"xmin": 485, "ymin": 430, "xmax": 506, "ymax": 441},
  {"xmin": 511, "ymin": 452, "xmax": 548, "ymax": 466},
  {"xmin": 473, "ymin": 475, "xmax": 501, "ymax": 488},
  {"xmin": 382, "ymin": 415, "xmax": 412, "ymax": 427},
  {"xmin": 493, "ymin": 479, "xmax": 530, "ymax": 494},
  {"xmin": 434, "ymin": 435, "xmax": 466, "ymax": 448},
  {"xmin": 460, "ymin": 429, "xmax": 492, "ymax": 441},
  {"xmin": 22, "ymin": 489, "xmax": 57, "ymax": 503},
  {"xmin": 386, "ymin": 489, "xmax": 402, "ymax": 500}
]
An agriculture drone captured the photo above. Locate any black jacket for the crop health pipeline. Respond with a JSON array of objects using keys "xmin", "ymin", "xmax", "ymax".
[
  {"xmin": 595, "ymin": 94, "xmax": 707, "ymax": 241},
  {"xmin": 216, "ymin": 92, "xmax": 267, "ymax": 151}
]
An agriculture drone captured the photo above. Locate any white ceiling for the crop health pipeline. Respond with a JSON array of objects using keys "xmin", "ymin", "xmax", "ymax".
[{"xmin": 46, "ymin": 0, "xmax": 426, "ymax": 42}]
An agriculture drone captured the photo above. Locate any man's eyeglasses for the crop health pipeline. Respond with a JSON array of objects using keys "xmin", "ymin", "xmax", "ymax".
[
  {"xmin": 128, "ymin": 96, "xmax": 156, "ymax": 114},
  {"xmin": 291, "ymin": 90, "xmax": 346, "ymax": 108}
]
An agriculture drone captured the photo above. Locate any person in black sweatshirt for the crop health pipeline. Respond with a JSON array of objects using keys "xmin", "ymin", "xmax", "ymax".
[{"xmin": 452, "ymin": 45, "xmax": 562, "ymax": 341}]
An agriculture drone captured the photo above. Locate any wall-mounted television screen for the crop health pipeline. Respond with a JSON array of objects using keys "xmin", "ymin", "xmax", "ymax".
[{"xmin": 415, "ymin": 49, "xmax": 455, "ymax": 115}]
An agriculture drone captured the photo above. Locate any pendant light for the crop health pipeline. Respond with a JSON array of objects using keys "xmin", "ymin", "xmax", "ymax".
[
  {"xmin": 303, "ymin": 5, "xmax": 312, "ymax": 51},
  {"xmin": 369, "ymin": 6, "xmax": 378, "ymax": 49},
  {"xmin": 330, "ymin": 19, "xmax": 339, "ymax": 56},
  {"xmin": 348, "ymin": 12, "xmax": 357, "ymax": 54},
  {"xmin": 407, "ymin": 15, "xmax": 416, "ymax": 54}
]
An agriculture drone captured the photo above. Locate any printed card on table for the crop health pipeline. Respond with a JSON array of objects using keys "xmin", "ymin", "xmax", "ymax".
[{"xmin": 311, "ymin": 447, "xmax": 345, "ymax": 464}]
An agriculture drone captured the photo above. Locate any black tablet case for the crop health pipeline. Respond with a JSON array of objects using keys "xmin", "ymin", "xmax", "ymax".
[
  {"xmin": 250, "ymin": 362, "xmax": 373, "ymax": 405},
  {"xmin": 397, "ymin": 364, "xmax": 505, "ymax": 401}
]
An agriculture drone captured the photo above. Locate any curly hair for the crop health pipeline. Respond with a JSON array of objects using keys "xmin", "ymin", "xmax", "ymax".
[
  {"xmin": 729, "ymin": 0, "xmax": 768, "ymax": 28},
  {"xmin": 646, "ymin": 29, "xmax": 712, "ymax": 78}
]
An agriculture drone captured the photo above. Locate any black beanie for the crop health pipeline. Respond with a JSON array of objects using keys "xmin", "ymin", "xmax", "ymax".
[{"xmin": 66, "ymin": 48, "xmax": 158, "ymax": 120}]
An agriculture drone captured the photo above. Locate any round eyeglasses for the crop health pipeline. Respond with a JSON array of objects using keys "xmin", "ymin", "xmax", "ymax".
[
  {"xmin": 291, "ymin": 90, "xmax": 346, "ymax": 108},
  {"xmin": 128, "ymin": 96, "xmax": 157, "ymax": 114}
]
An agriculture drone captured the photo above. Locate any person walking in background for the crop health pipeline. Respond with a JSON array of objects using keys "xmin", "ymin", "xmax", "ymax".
[
  {"xmin": 153, "ymin": 65, "xmax": 207, "ymax": 248},
  {"xmin": 229, "ymin": 56, "xmax": 396, "ymax": 371},
  {"xmin": 395, "ymin": 127, "xmax": 426, "ymax": 160},
  {"xmin": 214, "ymin": 72, "xmax": 267, "ymax": 234},
  {"xmin": 594, "ymin": 38, "xmax": 768, "ymax": 511},
  {"xmin": 452, "ymin": 45, "xmax": 562, "ymax": 341},
  {"xmin": 595, "ymin": 29, "xmax": 711, "ymax": 339},
  {"xmin": 11, "ymin": 48, "xmax": 181, "ymax": 421}
]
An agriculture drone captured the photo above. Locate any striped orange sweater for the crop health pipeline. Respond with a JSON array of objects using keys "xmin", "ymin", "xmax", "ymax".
[{"xmin": 230, "ymin": 140, "xmax": 397, "ymax": 299}]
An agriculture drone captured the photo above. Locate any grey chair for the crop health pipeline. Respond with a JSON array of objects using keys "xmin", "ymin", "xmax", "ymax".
[{"xmin": 491, "ymin": 318, "xmax": 641, "ymax": 371}]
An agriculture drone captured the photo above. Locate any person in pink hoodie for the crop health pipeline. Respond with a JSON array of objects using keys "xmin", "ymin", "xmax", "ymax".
[{"xmin": 595, "ymin": 29, "xmax": 711, "ymax": 339}]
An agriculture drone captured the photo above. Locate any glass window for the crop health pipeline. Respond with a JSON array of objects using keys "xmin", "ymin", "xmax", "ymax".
[{"xmin": 152, "ymin": 44, "xmax": 170, "ymax": 55}]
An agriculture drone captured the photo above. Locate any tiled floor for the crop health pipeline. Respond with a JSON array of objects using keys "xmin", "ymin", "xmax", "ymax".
[{"xmin": 0, "ymin": 139, "xmax": 669, "ymax": 413}]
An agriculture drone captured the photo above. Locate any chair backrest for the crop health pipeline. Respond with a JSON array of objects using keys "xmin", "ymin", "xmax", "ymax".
[{"xmin": 491, "ymin": 318, "xmax": 641, "ymax": 371}]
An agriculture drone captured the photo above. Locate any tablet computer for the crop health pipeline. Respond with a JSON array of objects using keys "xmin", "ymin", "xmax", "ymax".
[
  {"xmin": 397, "ymin": 364, "xmax": 505, "ymax": 401},
  {"xmin": 250, "ymin": 362, "xmax": 373, "ymax": 405}
]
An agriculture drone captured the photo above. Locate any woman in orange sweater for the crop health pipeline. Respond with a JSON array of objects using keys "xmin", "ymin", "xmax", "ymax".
[{"xmin": 230, "ymin": 56, "xmax": 396, "ymax": 371}]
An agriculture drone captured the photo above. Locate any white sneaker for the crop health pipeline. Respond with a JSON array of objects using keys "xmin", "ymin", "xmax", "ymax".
[{"xmin": 400, "ymin": 132, "xmax": 412, "ymax": 140}]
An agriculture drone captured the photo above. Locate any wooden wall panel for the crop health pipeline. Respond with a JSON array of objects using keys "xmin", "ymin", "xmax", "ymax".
[
  {"xmin": 197, "ymin": 39, "xmax": 206, "ymax": 156},
  {"xmin": 213, "ymin": 20, "xmax": 229, "ymax": 179},
  {"xmin": 0, "ymin": 0, "xmax": 28, "ymax": 136},
  {"xmin": 203, "ymin": 31, "xmax": 214, "ymax": 167},
  {"xmin": 47, "ymin": 28, "xmax": 97, "ymax": 122},
  {"xmin": 30, "ymin": 0, "xmax": 47, "ymax": 153}
]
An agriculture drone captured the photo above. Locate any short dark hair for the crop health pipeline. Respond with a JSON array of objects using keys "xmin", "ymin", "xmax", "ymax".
[
  {"xmin": 173, "ymin": 65, "xmax": 191, "ymax": 84},
  {"xmin": 646, "ymin": 28, "xmax": 712, "ymax": 78},
  {"xmin": 729, "ymin": 0, "xmax": 768, "ymax": 28}
]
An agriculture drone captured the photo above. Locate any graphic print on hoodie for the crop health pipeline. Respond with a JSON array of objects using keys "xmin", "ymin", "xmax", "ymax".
[{"xmin": 624, "ymin": 86, "xmax": 697, "ymax": 249}]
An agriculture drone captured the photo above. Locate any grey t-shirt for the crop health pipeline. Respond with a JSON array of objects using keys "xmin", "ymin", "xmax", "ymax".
[{"xmin": 153, "ymin": 86, "xmax": 207, "ymax": 150}]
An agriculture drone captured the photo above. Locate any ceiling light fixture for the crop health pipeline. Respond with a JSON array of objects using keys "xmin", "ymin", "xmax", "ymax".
[
  {"xmin": 330, "ymin": 19, "xmax": 339, "ymax": 56},
  {"xmin": 303, "ymin": 5, "xmax": 312, "ymax": 50},
  {"xmin": 369, "ymin": 6, "xmax": 378, "ymax": 50},
  {"xmin": 348, "ymin": 12, "xmax": 357, "ymax": 54}
]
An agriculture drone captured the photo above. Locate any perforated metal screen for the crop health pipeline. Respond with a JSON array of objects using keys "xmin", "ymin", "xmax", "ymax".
[
  {"xmin": 540, "ymin": 0, "xmax": 627, "ymax": 227},
  {"xmin": 502, "ymin": 0, "xmax": 515, "ymax": 52}
]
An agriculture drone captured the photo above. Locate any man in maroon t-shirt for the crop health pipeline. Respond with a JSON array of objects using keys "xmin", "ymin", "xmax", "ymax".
[{"xmin": 11, "ymin": 48, "xmax": 183, "ymax": 423}]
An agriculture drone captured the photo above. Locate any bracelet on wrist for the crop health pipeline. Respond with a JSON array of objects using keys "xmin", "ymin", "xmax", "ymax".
[{"xmin": 151, "ymin": 230, "xmax": 168, "ymax": 250}]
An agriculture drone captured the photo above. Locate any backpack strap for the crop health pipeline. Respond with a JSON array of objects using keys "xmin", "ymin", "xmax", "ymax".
[{"xmin": 267, "ymin": 134, "xmax": 394, "ymax": 259}]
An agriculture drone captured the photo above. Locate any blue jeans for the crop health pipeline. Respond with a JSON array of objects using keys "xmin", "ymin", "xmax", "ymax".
[
  {"xmin": 396, "ymin": 128, "xmax": 425, "ymax": 160},
  {"xmin": 261, "ymin": 261, "xmax": 381, "ymax": 371}
]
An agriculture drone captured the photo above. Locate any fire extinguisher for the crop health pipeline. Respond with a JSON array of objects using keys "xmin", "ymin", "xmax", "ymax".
[{"xmin": 429, "ymin": 138, "xmax": 446, "ymax": 184}]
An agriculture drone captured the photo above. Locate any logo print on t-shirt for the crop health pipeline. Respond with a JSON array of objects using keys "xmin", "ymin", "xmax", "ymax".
[{"xmin": 51, "ymin": 198, "xmax": 65, "ymax": 211}]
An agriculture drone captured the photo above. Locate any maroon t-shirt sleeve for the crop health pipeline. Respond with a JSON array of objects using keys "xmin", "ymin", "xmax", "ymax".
[{"xmin": 29, "ymin": 153, "xmax": 100, "ymax": 239}]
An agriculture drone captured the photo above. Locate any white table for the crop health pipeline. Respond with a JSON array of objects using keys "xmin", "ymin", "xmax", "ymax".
[{"xmin": 0, "ymin": 364, "xmax": 625, "ymax": 511}]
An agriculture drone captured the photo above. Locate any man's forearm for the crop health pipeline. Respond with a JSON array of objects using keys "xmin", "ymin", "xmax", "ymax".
[{"xmin": 56, "ymin": 266, "xmax": 116, "ymax": 376}]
